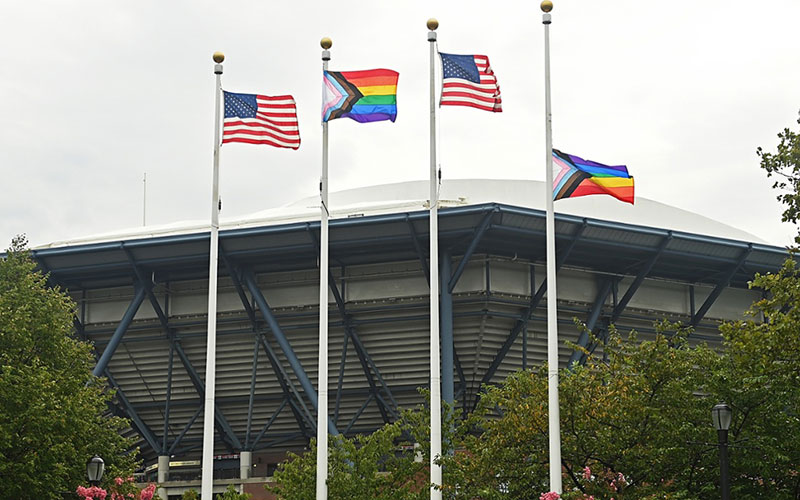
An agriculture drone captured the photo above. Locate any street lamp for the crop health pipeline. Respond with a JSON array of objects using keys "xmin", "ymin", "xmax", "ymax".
[
  {"xmin": 86, "ymin": 455, "xmax": 105, "ymax": 486},
  {"xmin": 711, "ymin": 403, "xmax": 732, "ymax": 500}
]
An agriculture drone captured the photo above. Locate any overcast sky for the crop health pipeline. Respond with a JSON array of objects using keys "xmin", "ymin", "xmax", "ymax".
[{"xmin": 2, "ymin": 0, "xmax": 799, "ymax": 250}]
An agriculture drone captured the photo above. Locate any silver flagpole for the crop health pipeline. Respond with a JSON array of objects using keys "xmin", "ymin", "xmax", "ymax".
[
  {"xmin": 427, "ymin": 18, "xmax": 442, "ymax": 500},
  {"xmin": 201, "ymin": 50, "xmax": 224, "ymax": 498},
  {"xmin": 316, "ymin": 36, "xmax": 332, "ymax": 500},
  {"xmin": 541, "ymin": 1, "xmax": 562, "ymax": 494}
]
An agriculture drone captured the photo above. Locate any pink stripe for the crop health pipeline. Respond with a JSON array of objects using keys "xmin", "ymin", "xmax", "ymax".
[{"xmin": 552, "ymin": 155, "xmax": 572, "ymax": 186}]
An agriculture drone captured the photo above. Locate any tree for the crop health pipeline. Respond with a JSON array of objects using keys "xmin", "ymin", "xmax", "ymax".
[
  {"xmin": 269, "ymin": 397, "xmax": 455, "ymax": 500},
  {"xmin": 757, "ymin": 110, "xmax": 800, "ymax": 244},
  {"xmin": 440, "ymin": 323, "xmax": 719, "ymax": 500},
  {"xmin": 707, "ymin": 259, "xmax": 800, "ymax": 498},
  {"xmin": 0, "ymin": 236, "xmax": 137, "ymax": 499}
]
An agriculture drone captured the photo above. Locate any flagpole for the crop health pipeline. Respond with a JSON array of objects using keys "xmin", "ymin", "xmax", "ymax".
[
  {"xmin": 541, "ymin": 1, "xmax": 562, "ymax": 494},
  {"xmin": 316, "ymin": 36, "xmax": 332, "ymax": 500},
  {"xmin": 201, "ymin": 50, "xmax": 224, "ymax": 499},
  {"xmin": 427, "ymin": 18, "xmax": 442, "ymax": 500}
]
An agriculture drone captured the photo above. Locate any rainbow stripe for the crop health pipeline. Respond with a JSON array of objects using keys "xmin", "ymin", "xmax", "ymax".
[
  {"xmin": 323, "ymin": 69, "xmax": 398, "ymax": 123},
  {"xmin": 553, "ymin": 149, "xmax": 634, "ymax": 204}
]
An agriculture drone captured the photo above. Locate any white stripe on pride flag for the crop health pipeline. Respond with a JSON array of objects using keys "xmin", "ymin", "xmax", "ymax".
[{"xmin": 222, "ymin": 92, "xmax": 301, "ymax": 150}]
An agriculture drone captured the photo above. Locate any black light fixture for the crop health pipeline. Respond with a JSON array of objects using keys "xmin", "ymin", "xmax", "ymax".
[
  {"xmin": 712, "ymin": 403, "xmax": 732, "ymax": 431},
  {"xmin": 86, "ymin": 455, "xmax": 105, "ymax": 486},
  {"xmin": 711, "ymin": 403, "xmax": 732, "ymax": 500}
]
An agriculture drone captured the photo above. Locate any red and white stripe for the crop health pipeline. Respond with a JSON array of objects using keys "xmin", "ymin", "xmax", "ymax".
[
  {"xmin": 441, "ymin": 55, "xmax": 502, "ymax": 113},
  {"xmin": 223, "ymin": 95, "xmax": 300, "ymax": 149}
]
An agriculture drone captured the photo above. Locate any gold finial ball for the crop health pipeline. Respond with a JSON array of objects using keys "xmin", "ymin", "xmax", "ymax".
[
  {"xmin": 320, "ymin": 37, "xmax": 332, "ymax": 50},
  {"xmin": 540, "ymin": 1, "xmax": 553, "ymax": 12},
  {"xmin": 212, "ymin": 51, "xmax": 225, "ymax": 63},
  {"xmin": 427, "ymin": 18, "xmax": 439, "ymax": 31}
]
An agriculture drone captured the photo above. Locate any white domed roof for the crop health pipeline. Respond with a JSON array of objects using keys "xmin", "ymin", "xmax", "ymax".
[{"xmin": 39, "ymin": 179, "xmax": 764, "ymax": 248}]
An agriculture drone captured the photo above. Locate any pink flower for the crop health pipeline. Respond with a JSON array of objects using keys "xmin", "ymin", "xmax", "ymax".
[
  {"xmin": 583, "ymin": 466, "xmax": 592, "ymax": 480},
  {"xmin": 75, "ymin": 485, "xmax": 108, "ymax": 500},
  {"xmin": 115, "ymin": 477, "xmax": 124, "ymax": 486},
  {"xmin": 540, "ymin": 493, "xmax": 561, "ymax": 500},
  {"xmin": 140, "ymin": 483, "xmax": 157, "ymax": 500}
]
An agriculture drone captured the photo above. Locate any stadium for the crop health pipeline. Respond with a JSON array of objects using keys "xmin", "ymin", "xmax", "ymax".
[{"xmin": 32, "ymin": 179, "xmax": 787, "ymax": 498}]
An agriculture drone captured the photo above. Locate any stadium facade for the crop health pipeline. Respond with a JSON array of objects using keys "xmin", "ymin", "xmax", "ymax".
[{"xmin": 32, "ymin": 179, "xmax": 787, "ymax": 498}]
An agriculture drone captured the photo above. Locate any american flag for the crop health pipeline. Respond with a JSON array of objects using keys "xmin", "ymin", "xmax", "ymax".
[
  {"xmin": 222, "ymin": 91, "xmax": 300, "ymax": 149},
  {"xmin": 439, "ymin": 53, "xmax": 502, "ymax": 112}
]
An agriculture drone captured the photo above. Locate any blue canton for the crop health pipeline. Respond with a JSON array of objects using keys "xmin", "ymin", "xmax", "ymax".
[
  {"xmin": 223, "ymin": 91, "xmax": 258, "ymax": 118},
  {"xmin": 440, "ymin": 53, "xmax": 480, "ymax": 83}
]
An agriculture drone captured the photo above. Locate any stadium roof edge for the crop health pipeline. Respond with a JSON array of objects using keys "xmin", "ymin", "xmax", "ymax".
[{"xmin": 27, "ymin": 202, "xmax": 787, "ymax": 260}]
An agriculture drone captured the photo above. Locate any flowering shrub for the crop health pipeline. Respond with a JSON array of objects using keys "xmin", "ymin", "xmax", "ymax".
[
  {"xmin": 76, "ymin": 477, "xmax": 160, "ymax": 500},
  {"xmin": 77, "ymin": 485, "xmax": 108, "ymax": 500}
]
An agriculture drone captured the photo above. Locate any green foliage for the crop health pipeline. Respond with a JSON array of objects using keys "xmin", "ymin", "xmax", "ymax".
[
  {"xmin": 270, "ymin": 396, "xmax": 456, "ymax": 500},
  {"xmin": 0, "ymin": 236, "xmax": 137, "ymax": 499},
  {"xmin": 182, "ymin": 489, "xmax": 200, "ymax": 500},
  {"xmin": 440, "ymin": 323, "xmax": 719, "ymax": 500},
  {"xmin": 216, "ymin": 484, "xmax": 251, "ymax": 500},
  {"xmin": 707, "ymin": 259, "xmax": 800, "ymax": 498},
  {"xmin": 757, "ymin": 110, "xmax": 800, "ymax": 243}
]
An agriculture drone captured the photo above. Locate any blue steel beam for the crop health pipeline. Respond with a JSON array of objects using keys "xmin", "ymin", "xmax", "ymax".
[
  {"xmin": 344, "ymin": 394, "xmax": 374, "ymax": 434},
  {"xmin": 611, "ymin": 234, "xmax": 672, "ymax": 323},
  {"xmin": 168, "ymin": 405, "xmax": 204, "ymax": 455},
  {"xmin": 441, "ymin": 252, "xmax": 455, "ymax": 406},
  {"xmin": 257, "ymin": 334, "xmax": 317, "ymax": 437},
  {"xmin": 219, "ymin": 246, "xmax": 257, "ymax": 324},
  {"xmin": 105, "ymin": 370, "xmax": 161, "ymax": 455},
  {"xmin": 691, "ymin": 245, "xmax": 753, "ymax": 326},
  {"xmin": 222, "ymin": 252, "xmax": 317, "ymax": 437},
  {"xmin": 328, "ymin": 270, "xmax": 398, "ymax": 421},
  {"xmin": 92, "ymin": 286, "xmax": 146, "ymax": 377},
  {"xmin": 334, "ymin": 332, "xmax": 349, "ymax": 425},
  {"xmin": 251, "ymin": 399, "xmax": 289, "ymax": 449},
  {"xmin": 244, "ymin": 338, "xmax": 260, "ymax": 449},
  {"xmin": 574, "ymin": 235, "xmax": 673, "ymax": 364},
  {"xmin": 123, "ymin": 249, "xmax": 242, "ymax": 451},
  {"xmin": 448, "ymin": 208, "xmax": 496, "ymax": 293},
  {"xmin": 479, "ymin": 221, "xmax": 588, "ymax": 388},
  {"xmin": 406, "ymin": 215, "xmax": 430, "ymax": 285},
  {"xmin": 568, "ymin": 279, "xmax": 614, "ymax": 367},
  {"xmin": 243, "ymin": 270, "xmax": 339, "ymax": 436},
  {"xmin": 162, "ymin": 345, "xmax": 174, "ymax": 454},
  {"xmin": 171, "ymin": 341, "xmax": 242, "ymax": 451}
]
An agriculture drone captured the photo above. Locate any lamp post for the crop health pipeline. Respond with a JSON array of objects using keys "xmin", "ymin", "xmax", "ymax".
[
  {"xmin": 712, "ymin": 403, "xmax": 732, "ymax": 500},
  {"xmin": 86, "ymin": 455, "xmax": 105, "ymax": 487}
]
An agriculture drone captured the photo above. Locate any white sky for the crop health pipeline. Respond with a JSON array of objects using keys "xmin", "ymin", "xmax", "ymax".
[{"xmin": 2, "ymin": 0, "xmax": 799, "ymax": 249}]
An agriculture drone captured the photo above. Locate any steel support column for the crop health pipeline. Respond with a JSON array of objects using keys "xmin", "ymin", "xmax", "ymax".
[
  {"xmin": 243, "ymin": 270, "xmax": 339, "ymax": 435},
  {"xmin": 92, "ymin": 285, "xmax": 146, "ymax": 377},
  {"xmin": 691, "ymin": 245, "xmax": 753, "ymax": 326},
  {"xmin": 611, "ymin": 234, "xmax": 672, "ymax": 324},
  {"xmin": 124, "ymin": 247, "xmax": 242, "ymax": 451},
  {"xmin": 441, "ymin": 252, "xmax": 455, "ymax": 406},
  {"xmin": 406, "ymin": 215, "xmax": 430, "ymax": 285},
  {"xmin": 479, "ymin": 221, "xmax": 587, "ymax": 387},
  {"xmin": 328, "ymin": 271, "xmax": 398, "ymax": 422},
  {"xmin": 106, "ymin": 370, "xmax": 161, "ymax": 454},
  {"xmin": 448, "ymin": 209, "xmax": 496, "ymax": 293},
  {"xmin": 568, "ymin": 279, "xmax": 614, "ymax": 367},
  {"xmin": 221, "ymin": 250, "xmax": 317, "ymax": 438},
  {"xmin": 162, "ymin": 345, "xmax": 174, "ymax": 454}
]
